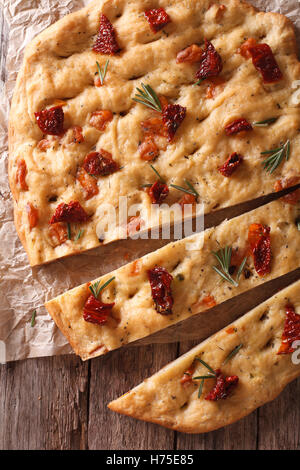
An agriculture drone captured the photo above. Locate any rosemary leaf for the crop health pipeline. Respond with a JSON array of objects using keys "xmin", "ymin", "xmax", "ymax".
[
  {"xmin": 31, "ymin": 309, "xmax": 37, "ymax": 327},
  {"xmin": 96, "ymin": 59, "xmax": 109, "ymax": 85},
  {"xmin": 223, "ymin": 343, "xmax": 243, "ymax": 365},
  {"xmin": 252, "ymin": 117, "xmax": 278, "ymax": 127},
  {"xmin": 184, "ymin": 179, "xmax": 199, "ymax": 197},
  {"xmin": 67, "ymin": 223, "xmax": 71, "ymax": 240},
  {"xmin": 236, "ymin": 256, "xmax": 247, "ymax": 283},
  {"xmin": 198, "ymin": 378, "xmax": 205, "ymax": 398},
  {"xmin": 193, "ymin": 375, "xmax": 216, "ymax": 380},
  {"xmin": 170, "ymin": 184, "xmax": 196, "ymax": 197},
  {"xmin": 149, "ymin": 164, "xmax": 166, "ymax": 183},
  {"xmin": 75, "ymin": 229, "xmax": 84, "ymax": 242},
  {"xmin": 195, "ymin": 357, "xmax": 216, "ymax": 376},
  {"xmin": 194, "ymin": 79, "xmax": 204, "ymax": 86}
]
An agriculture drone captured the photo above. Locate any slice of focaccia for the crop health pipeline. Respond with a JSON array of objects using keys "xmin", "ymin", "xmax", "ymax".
[
  {"xmin": 108, "ymin": 279, "xmax": 300, "ymax": 433},
  {"xmin": 9, "ymin": 0, "xmax": 300, "ymax": 265},
  {"xmin": 45, "ymin": 198, "xmax": 300, "ymax": 360}
]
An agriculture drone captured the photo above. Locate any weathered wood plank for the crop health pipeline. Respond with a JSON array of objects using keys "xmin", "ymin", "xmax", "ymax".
[
  {"xmin": 0, "ymin": 356, "xmax": 89, "ymax": 450},
  {"xmin": 175, "ymin": 340, "xmax": 258, "ymax": 450},
  {"xmin": 88, "ymin": 343, "xmax": 177, "ymax": 450},
  {"xmin": 257, "ymin": 378, "xmax": 300, "ymax": 450}
]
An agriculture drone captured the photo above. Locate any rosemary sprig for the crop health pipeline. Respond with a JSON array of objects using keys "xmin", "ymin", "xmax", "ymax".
[
  {"xmin": 170, "ymin": 179, "xmax": 199, "ymax": 199},
  {"xmin": 193, "ymin": 357, "xmax": 216, "ymax": 399},
  {"xmin": 96, "ymin": 60, "xmax": 109, "ymax": 85},
  {"xmin": 89, "ymin": 276, "xmax": 115, "ymax": 298},
  {"xmin": 185, "ymin": 179, "xmax": 199, "ymax": 197},
  {"xmin": 149, "ymin": 164, "xmax": 166, "ymax": 183},
  {"xmin": 253, "ymin": 117, "xmax": 278, "ymax": 127},
  {"xmin": 30, "ymin": 309, "xmax": 37, "ymax": 327},
  {"xmin": 212, "ymin": 247, "xmax": 247, "ymax": 287},
  {"xmin": 67, "ymin": 223, "xmax": 71, "ymax": 240},
  {"xmin": 261, "ymin": 140, "xmax": 290, "ymax": 174},
  {"xmin": 223, "ymin": 343, "xmax": 243, "ymax": 365},
  {"xmin": 74, "ymin": 229, "xmax": 84, "ymax": 242},
  {"xmin": 132, "ymin": 83, "xmax": 162, "ymax": 113}
]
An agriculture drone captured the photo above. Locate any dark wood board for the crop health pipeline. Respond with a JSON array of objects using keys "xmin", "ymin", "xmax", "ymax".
[{"xmin": 0, "ymin": 4, "xmax": 299, "ymax": 451}]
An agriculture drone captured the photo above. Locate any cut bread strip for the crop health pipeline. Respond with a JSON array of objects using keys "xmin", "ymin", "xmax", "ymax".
[
  {"xmin": 108, "ymin": 279, "xmax": 300, "ymax": 434},
  {"xmin": 45, "ymin": 198, "xmax": 300, "ymax": 360}
]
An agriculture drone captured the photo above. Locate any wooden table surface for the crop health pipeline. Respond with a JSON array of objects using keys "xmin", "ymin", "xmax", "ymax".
[{"xmin": 1, "ymin": 5, "xmax": 300, "ymax": 451}]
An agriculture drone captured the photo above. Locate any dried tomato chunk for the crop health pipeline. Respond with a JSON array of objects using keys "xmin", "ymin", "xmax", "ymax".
[
  {"xmin": 178, "ymin": 193, "xmax": 196, "ymax": 210},
  {"xmin": 248, "ymin": 43, "xmax": 282, "ymax": 84},
  {"xmin": 37, "ymin": 139, "xmax": 52, "ymax": 151},
  {"xmin": 34, "ymin": 106, "xmax": 64, "ymax": 136},
  {"xmin": 139, "ymin": 136, "xmax": 159, "ymax": 161},
  {"xmin": 16, "ymin": 159, "xmax": 28, "ymax": 191},
  {"xmin": 278, "ymin": 304, "xmax": 300, "ymax": 355},
  {"xmin": 26, "ymin": 202, "xmax": 38, "ymax": 230},
  {"xmin": 48, "ymin": 222, "xmax": 68, "ymax": 247},
  {"xmin": 148, "ymin": 266, "xmax": 173, "ymax": 315},
  {"xmin": 83, "ymin": 150, "xmax": 119, "ymax": 176},
  {"xmin": 248, "ymin": 223, "xmax": 271, "ymax": 277},
  {"xmin": 162, "ymin": 104, "xmax": 186, "ymax": 142},
  {"xmin": 239, "ymin": 38, "xmax": 258, "ymax": 59},
  {"xmin": 147, "ymin": 181, "xmax": 169, "ymax": 204},
  {"xmin": 218, "ymin": 152, "xmax": 243, "ymax": 177},
  {"xmin": 72, "ymin": 126, "xmax": 84, "ymax": 143},
  {"xmin": 141, "ymin": 116, "xmax": 166, "ymax": 138},
  {"xmin": 274, "ymin": 177, "xmax": 300, "ymax": 205},
  {"xmin": 76, "ymin": 167, "xmax": 99, "ymax": 200},
  {"xmin": 225, "ymin": 118, "xmax": 252, "ymax": 136},
  {"xmin": 195, "ymin": 40, "xmax": 223, "ymax": 81},
  {"xmin": 201, "ymin": 294, "xmax": 217, "ymax": 309},
  {"xmin": 205, "ymin": 369, "xmax": 239, "ymax": 401},
  {"xmin": 92, "ymin": 14, "xmax": 120, "ymax": 55},
  {"xmin": 180, "ymin": 363, "xmax": 196, "ymax": 386},
  {"xmin": 176, "ymin": 44, "xmax": 203, "ymax": 64},
  {"xmin": 90, "ymin": 110, "xmax": 113, "ymax": 131},
  {"xmin": 83, "ymin": 294, "xmax": 115, "ymax": 325},
  {"xmin": 50, "ymin": 201, "xmax": 89, "ymax": 224},
  {"xmin": 127, "ymin": 216, "xmax": 143, "ymax": 236},
  {"xmin": 144, "ymin": 8, "xmax": 171, "ymax": 33}
]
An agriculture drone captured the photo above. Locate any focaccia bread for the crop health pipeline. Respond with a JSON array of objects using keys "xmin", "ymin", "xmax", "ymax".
[
  {"xmin": 108, "ymin": 278, "xmax": 300, "ymax": 433},
  {"xmin": 9, "ymin": 0, "xmax": 300, "ymax": 265},
  {"xmin": 45, "ymin": 198, "xmax": 300, "ymax": 360}
]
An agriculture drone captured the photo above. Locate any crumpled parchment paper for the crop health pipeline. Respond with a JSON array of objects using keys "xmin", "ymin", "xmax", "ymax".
[{"xmin": 0, "ymin": 0, "xmax": 299, "ymax": 362}]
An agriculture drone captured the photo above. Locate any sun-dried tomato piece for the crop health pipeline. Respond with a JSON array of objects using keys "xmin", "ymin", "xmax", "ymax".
[
  {"xmin": 238, "ymin": 37, "xmax": 258, "ymax": 58},
  {"xmin": 37, "ymin": 139, "xmax": 52, "ymax": 151},
  {"xmin": 278, "ymin": 304, "xmax": 300, "ymax": 355},
  {"xmin": 274, "ymin": 177, "xmax": 300, "ymax": 205},
  {"xmin": 225, "ymin": 118, "xmax": 252, "ymax": 136},
  {"xmin": 147, "ymin": 181, "xmax": 169, "ymax": 204},
  {"xmin": 34, "ymin": 106, "xmax": 64, "ymax": 135},
  {"xmin": 92, "ymin": 14, "xmax": 120, "ymax": 55},
  {"xmin": 248, "ymin": 223, "xmax": 271, "ymax": 277},
  {"xmin": 178, "ymin": 193, "xmax": 196, "ymax": 210},
  {"xmin": 90, "ymin": 110, "xmax": 113, "ymax": 131},
  {"xmin": 148, "ymin": 266, "xmax": 173, "ymax": 315},
  {"xmin": 76, "ymin": 167, "xmax": 99, "ymax": 200},
  {"xmin": 26, "ymin": 202, "xmax": 38, "ymax": 230},
  {"xmin": 127, "ymin": 215, "xmax": 143, "ymax": 236},
  {"xmin": 50, "ymin": 201, "xmax": 89, "ymax": 224},
  {"xmin": 201, "ymin": 294, "xmax": 217, "ymax": 309},
  {"xmin": 72, "ymin": 126, "xmax": 84, "ymax": 143},
  {"xmin": 48, "ymin": 222, "xmax": 68, "ymax": 247},
  {"xmin": 218, "ymin": 152, "xmax": 243, "ymax": 177},
  {"xmin": 215, "ymin": 4, "xmax": 227, "ymax": 21},
  {"xmin": 83, "ymin": 294, "xmax": 115, "ymax": 325},
  {"xmin": 205, "ymin": 369, "xmax": 239, "ymax": 401},
  {"xmin": 176, "ymin": 44, "xmax": 203, "ymax": 64},
  {"xmin": 138, "ymin": 136, "xmax": 159, "ymax": 161},
  {"xmin": 248, "ymin": 43, "xmax": 283, "ymax": 84},
  {"xmin": 16, "ymin": 159, "xmax": 28, "ymax": 191},
  {"xmin": 195, "ymin": 40, "xmax": 223, "ymax": 81},
  {"xmin": 180, "ymin": 363, "xmax": 196, "ymax": 386},
  {"xmin": 83, "ymin": 150, "xmax": 119, "ymax": 176},
  {"xmin": 162, "ymin": 104, "xmax": 186, "ymax": 142},
  {"xmin": 141, "ymin": 116, "xmax": 166, "ymax": 137},
  {"xmin": 144, "ymin": 8, "xmax": 171, "ymax": 33}
]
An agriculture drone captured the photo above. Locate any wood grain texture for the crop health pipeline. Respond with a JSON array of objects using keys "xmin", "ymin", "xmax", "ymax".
[
  {"xmin": 88, "ymin": 343, "xmax": 178, "ymax": 450},
  {"xmin": 1, "ymin": 2, "xmax": 300, "ymax": 450}
]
